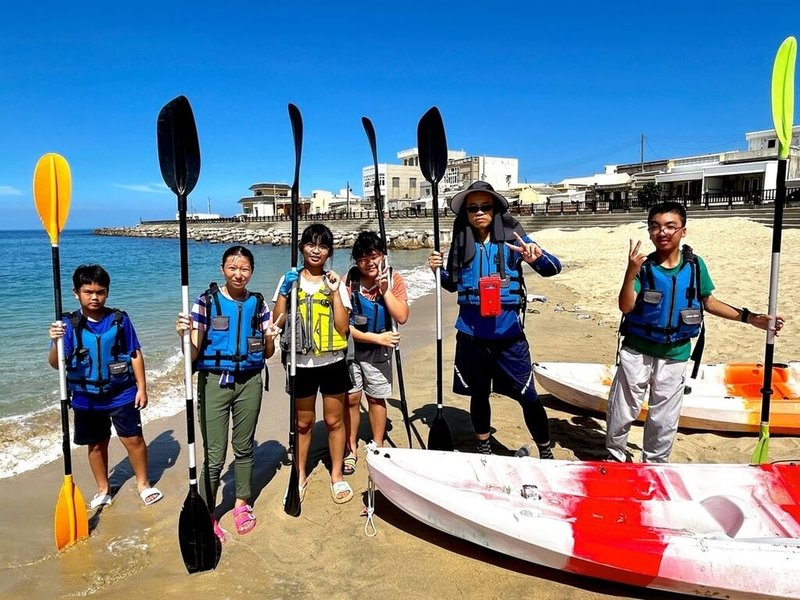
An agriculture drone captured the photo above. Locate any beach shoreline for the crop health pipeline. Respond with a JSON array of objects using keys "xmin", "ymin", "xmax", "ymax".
[{"xmin": 3, "ymin": 219, "xmax": 800, "ymax": 599}]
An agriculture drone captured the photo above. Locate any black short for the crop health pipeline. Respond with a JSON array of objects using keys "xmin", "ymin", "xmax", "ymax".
[
  {"xmin": 452, "ymin": 331, "xmax": 535, "ymax": 399},
  {"xmin": 73, "ymin": 402, "xmax": 143, "ymax": 445},
  {"xmin": 289, "ymin": 360, "xmax": 351, "ymax": 398}
]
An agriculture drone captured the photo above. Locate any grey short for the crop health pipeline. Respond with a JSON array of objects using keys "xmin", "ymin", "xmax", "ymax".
[{"xmin": 349, "ymin": 359, "xmax": 393, "ymax": 399}]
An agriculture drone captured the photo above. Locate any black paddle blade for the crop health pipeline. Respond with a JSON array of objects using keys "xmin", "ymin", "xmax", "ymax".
[
  {"xmin": 178, "ymin": 490, "xmax": 220, "ymax": 573},
  {"xmin": 288, "ymin": 103, "xmax": 303, "ymax": 264},
  {"xmin": 288, "ymin": 103, "xmax": 303, "ymax": 196},
  {"xmin": 283, "ymin": 462, "xmax": 301, "ymax": 517},
  {"xmin": 157, "ymin": 95, "xmax": 201, "ymax": 197},
  {"xmin": 427, "ymin": 412, "xmax": 454, "ymax": 451},
  {"xmin": 417, "ymin": 107, "xmax": 448, "ymax": 185}
]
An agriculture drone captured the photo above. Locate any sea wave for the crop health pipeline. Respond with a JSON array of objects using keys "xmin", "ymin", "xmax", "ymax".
[{"xmin": 0, "ymin": 265, "xmax": 438, "ymax": 479}]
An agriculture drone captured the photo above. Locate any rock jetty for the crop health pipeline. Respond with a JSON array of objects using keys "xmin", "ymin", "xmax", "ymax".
[{"xmin": 94, "ymin": 223, "xmax": 451, "ymax": 249}]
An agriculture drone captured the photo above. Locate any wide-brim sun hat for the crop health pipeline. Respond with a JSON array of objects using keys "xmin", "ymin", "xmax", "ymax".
[{"xmin": 449, "ymin": 180, "xmax": 509, "ymax": 215}]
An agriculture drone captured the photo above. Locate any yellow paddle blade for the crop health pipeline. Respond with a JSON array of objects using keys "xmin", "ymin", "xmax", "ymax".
[
  {"xmin": 772, "ymin": 36, "xmax": 797, "ymax": 160},
  {"xmin": 33, "ymin": 153, "xmax": 72, "ymax": 245},
  {"xmin": 751, "ymin": 425, "xmax": 770, "ymax": 465},
  {"xmin": 54, "ymin": 474, "xmax": 89, "ymax": 550}
]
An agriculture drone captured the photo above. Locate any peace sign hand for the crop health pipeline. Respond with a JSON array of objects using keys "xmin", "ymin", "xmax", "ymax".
[
  {"xmin": 627, "ymin": 239, "xmax": 648, "ymax": 275},
  {"xmin": 505, "ymin": 232, "xmax": 543, "ymax": 263}
]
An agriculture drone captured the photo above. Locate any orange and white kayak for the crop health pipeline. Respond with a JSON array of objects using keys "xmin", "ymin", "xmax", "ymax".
[
  {"xmin": 533, "ymin": 362, "xmax": 800, "ymax": 434},
  {"xmin": 366, "ymin": 447, "xmax": 800, "ymax": 599}
]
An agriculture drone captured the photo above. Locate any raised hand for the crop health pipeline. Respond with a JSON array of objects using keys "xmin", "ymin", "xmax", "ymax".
[
  {"xmin": 324, "ymin": 270, "xmax": 341, "ymax": 292},
  {"xmin": 627, "ymin": 239, "xmax": 648, "ymax": 274},
  {"xmin": 505, "ymin": 231, "xmax": 543, "ymax": 263},
  {"xmin": 376, "ymin": 260, "xmax": 390, "ymax": 295}
]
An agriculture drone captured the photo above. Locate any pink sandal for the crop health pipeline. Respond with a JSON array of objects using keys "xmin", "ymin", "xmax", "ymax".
[
  {"xmin": 211, "ymin": 515, "xmax": 227, "ymax": 544},
  {"xmin": 232, "ymin": 504, "xmax": 257, "ymax": 535}
]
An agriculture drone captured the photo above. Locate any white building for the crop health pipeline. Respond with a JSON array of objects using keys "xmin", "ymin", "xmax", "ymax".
[{"xmin": 654, "ymin": 126, "xmax": 800, "ymax": 202}]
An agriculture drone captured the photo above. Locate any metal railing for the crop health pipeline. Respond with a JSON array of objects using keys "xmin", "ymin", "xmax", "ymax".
[{"xmin": 140, "ymin": 188, "xmax": 799, "ymax": 226}]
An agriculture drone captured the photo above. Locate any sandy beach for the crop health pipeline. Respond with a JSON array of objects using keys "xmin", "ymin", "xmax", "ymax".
[{"xmin": 2, "ymin": 217, "xmax": 799, "ymax": 600}]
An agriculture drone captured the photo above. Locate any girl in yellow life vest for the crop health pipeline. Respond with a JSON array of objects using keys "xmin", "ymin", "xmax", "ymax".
[{"xmin": 272, "ymin": 224, "xmax": 354, "ymax": 505}]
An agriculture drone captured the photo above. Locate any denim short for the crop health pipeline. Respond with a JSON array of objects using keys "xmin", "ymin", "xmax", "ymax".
[{"xmin": 73, "ymin": 402, "xmax": 143, "ymax": 445}]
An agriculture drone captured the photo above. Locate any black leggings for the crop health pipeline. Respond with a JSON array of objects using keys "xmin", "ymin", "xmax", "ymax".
[{"xmin": 470, "ymin": 393, "xmax": 550, "ymax": 445}]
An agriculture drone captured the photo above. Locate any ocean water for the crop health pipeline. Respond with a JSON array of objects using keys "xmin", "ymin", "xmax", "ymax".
[{"xmin": 0, "ymin": 229, "xmax": 434, "ymax": 478}]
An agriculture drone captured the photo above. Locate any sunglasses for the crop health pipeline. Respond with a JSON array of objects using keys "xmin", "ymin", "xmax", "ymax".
[{"xmin": 466, "ymin": 204, "xmax": 494, "ymax": 214}]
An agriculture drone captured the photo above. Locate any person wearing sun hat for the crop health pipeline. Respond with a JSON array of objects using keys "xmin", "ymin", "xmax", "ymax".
[{"xmin": 427, "ymin": 180, "xmax": 562, "ymax": 457}]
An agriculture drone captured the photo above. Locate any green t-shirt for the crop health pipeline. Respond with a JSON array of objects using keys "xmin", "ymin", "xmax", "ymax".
[{"xmin": 623, "ymin": 254, "xmax": 715, "ymax": 361}]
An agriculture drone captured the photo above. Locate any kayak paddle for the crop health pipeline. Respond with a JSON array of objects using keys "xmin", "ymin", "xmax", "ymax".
[
  {"xmin": 283, "ymin": 102, "xmax": 303, "ymax": 517},
  {"xmin": 157, "ymin": 95, "xmax": 220, "ymax": 572},
  {"xmin": 753, "ymin": 36, "xmax": 796, "ymax": 464},
  {"xmin": 417, "ymin": 107, "xmax": 454, "ymax": 451},
  {"xmin": 34, "ymin": 153, "xmax": 90, "ymax": 551},
  {"xmin": 362, "ymin": 116, "xmax": 413, "ymax": 447}
]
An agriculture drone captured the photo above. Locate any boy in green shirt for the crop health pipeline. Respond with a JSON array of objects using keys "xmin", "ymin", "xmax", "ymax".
[{"xmin": 606, "ymin": 202, "xmax": 783, "ymax": 462}]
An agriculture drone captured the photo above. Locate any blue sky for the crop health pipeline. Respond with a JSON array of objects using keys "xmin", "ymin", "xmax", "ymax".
[{"xmin": 2, "ymin": 2, "xmax": 798, "ymax": 229}]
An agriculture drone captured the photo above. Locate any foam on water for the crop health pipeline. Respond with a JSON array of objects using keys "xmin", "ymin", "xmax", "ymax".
[{"xmin": 0, "ymin": 253, "xmax": 436, "ymax": 479}]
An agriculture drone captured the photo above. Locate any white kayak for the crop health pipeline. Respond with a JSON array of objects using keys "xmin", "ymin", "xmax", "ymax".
[
  {"xmin": 533, "ymin": 361, "xmax": 800, "ymax": 434},
  {"xmin": 366, "ymin": 447, "xmax": 800, "ymax": 599}
]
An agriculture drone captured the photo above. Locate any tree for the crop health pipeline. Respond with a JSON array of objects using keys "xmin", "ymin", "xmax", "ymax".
[{"xmin": 638, "ymin": 182, "xmax": 662, "ymax": 208}]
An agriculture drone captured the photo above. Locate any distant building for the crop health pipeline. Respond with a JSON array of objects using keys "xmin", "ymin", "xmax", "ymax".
[
  {"xmin": 238, "ymin": 182, "xmax": 312, "ymax": 217},
  {"xmin": 308, "ymin": 188, "xmax": 365, "ymax": 214},
  {"xmin": 364, "ymin": 147, "xmax": 519, "ymax": 211}
]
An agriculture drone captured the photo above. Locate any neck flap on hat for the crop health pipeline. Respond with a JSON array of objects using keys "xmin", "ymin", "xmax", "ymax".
[{"xmin": 446, "ymin": 212, "xmax": 527, "ymax": 282}]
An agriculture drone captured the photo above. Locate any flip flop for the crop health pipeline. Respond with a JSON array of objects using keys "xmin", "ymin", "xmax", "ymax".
[
  {"xmin": 90, "ymin": 493, "xmax": 113, "ymax": 510},
  {"xmin": 343, "ymin": 455, "xmax": 357, "ymax": 476},
  {"xmin": 330, "ymin": 480, "xmax": 353, "ymax": 504},
  {"xmin": 299, "ymin": 481, "xmax": 307, "ymax": 503},
  {"xmin": 232, "ymin": 504, "xmax": 257, "ymax": 535},
  {"xmin": 139, "ymin": 487, "xmax": 163, "ymax": 506}
]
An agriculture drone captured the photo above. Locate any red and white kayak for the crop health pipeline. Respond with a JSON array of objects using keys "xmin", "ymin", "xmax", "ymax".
[
  {"xmin": 533, "ymin": 362, "xmax": 800, "ymax": 434},
  {"xmin": 366, "ymin": 447, "xmax": 800, "ymax": 599}
]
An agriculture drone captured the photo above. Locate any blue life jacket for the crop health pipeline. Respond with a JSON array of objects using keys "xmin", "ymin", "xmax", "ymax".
[
  {"xmin": 65, "ymin": 309, "xmax": 135, "ymax": 395},
  {"xmin": 456, "ymin": 242, "xmax": 526, "ymax": 309},
  {"xmin": 195, "ymin": 283, "xmax": 265, "ymax": 373},
  {"xmin": 349, "ymin": 268, "xmax": 392, "ymax": 335},
  {"xmin": 348, "ymin": 267, "xmax": 393, "ymax": 364},
  {"xmin": 622, "ymin": 245, "xmax": 704, "ymax": 344}
]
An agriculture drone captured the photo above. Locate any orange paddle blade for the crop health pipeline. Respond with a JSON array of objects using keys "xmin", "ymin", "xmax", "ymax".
[
  {"xmin": 54, "ymin": 474, "xmax": 89, "ymax": 550},
  {"xmin": 33, "ymin": 153, "xmax": 71, "ymax": 245}
]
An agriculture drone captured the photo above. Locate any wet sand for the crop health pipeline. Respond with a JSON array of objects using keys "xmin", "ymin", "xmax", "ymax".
[{"xmin": 2, "ymin": 218, "xmax": 799, "ymax": 600}]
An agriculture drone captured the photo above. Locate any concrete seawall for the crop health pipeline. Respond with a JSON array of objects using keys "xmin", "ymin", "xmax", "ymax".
[{"xmin": 94, "ymin": 205, "xmax": 800, "ymax": 248}]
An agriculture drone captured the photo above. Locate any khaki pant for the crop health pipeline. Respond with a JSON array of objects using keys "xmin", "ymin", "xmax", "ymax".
[{"xmin": 605, "ymin": 346, "xmax": 686, "ymax": 463}]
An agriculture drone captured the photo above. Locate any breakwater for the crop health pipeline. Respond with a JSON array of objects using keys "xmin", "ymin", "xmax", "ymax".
[{"xmin": 94, "ymin": 222, "xmax": 452, "ymax": 249}]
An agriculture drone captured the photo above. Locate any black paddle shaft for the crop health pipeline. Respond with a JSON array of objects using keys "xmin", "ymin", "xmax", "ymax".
[
  {"xmin": 362, "ymin": 116, "xmax": 413, "ymax": 447},
  {"xmin": 51, "ymin": 245, "xmax": 73, "ymax": 475},
  {"xmin": 759, "ymin": 158, "xmax": 787, "ymax": 420}
]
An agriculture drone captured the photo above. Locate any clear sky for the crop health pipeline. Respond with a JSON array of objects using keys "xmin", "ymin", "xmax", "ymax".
[{"xmin": 2, "ymin": 2, "xmax": 798, "ymax": 229}]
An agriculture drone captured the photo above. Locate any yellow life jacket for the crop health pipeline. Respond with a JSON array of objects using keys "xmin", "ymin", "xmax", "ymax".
[{"xmin": 296, "ymin": 285, "xmax": 348, "ymax": 355}]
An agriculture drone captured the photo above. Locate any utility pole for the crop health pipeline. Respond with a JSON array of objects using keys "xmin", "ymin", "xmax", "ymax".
[
  {"xmin": 346, "ymin": 180, "xmax": 350, "ymax": 216},
  {"xmin": 640, "ymin": 133, "xmax": 645, "ymax": 172}
]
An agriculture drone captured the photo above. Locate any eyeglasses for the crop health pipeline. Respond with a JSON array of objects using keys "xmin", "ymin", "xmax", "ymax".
[
  {"xmin": 648, "ymin": 224, "xmax": 683, "ymax": 235},
  {"xmin": 466, "ymin": 204, "xmax": 494, "ymax": 214},
  {"xmin": 356, "ymin": 253, "xmax": 383, "ymax": 265},
  {"xmin": 304, "ymin": 244, "xmax": 331, "ymax": 253}
]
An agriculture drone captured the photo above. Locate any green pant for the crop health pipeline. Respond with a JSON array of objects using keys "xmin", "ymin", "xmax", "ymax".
[{"xmin": 197, "ymin": 370, "xmax": 263, "ymax": 506}]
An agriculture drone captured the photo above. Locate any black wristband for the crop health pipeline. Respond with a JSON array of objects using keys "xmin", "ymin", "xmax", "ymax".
[{"xmin": 740, "ymin": 307, "xmax": 751, "ymax": 323}]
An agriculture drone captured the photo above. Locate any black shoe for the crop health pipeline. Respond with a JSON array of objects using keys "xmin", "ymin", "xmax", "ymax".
[{"xmin": 537, "ymin": 443, "xmax": 554, "ymax": 460}]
